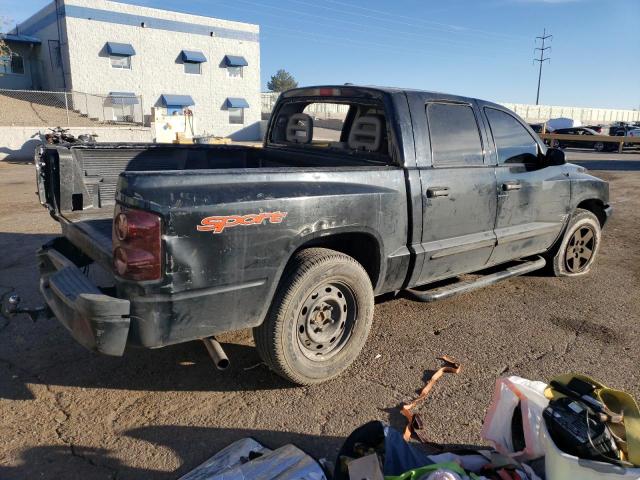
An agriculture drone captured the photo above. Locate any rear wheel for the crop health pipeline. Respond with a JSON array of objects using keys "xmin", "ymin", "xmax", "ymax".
[
  {"xmin": 549, "ymin": 209, "xmax": 601, "ymax": 277},
  {"xmin": 594, "ymin": 142, "xmax": 605, "ymax": 152},
  {"xmin": 254, "ymin": 248, "xmax": 374, "ymax": 385}
]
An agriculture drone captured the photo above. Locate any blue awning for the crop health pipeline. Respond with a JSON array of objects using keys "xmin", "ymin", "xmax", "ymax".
[
  {"xmin": 108, "ymin": 92, "xmax": 139, "ymax": 105},
  {"xmin": 106, "ymin": 42, "xmax": 136, "ymax": 56},
  {"xmin": 0, "ymin": 33, "xmax": 41, "ymax": 45},
  {"xmin": 181, "ymin": 50, "xmax": 207, "ymax": 63},
  {"xmin": 223, "ymin": 55, "xmax": 248, "ymax": 67},
  {"xmin": 161, "ymin": 94, "xmax": 195, "ymax": 107},
  {"xmin": 226, "ymin": 97, "xmax": 249, "ymax": 109}
]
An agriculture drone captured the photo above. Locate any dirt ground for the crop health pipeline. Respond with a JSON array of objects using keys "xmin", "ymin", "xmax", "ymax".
[{"xmin": 1, "ymin": 151, "xmax": 638, "ymax": 479}]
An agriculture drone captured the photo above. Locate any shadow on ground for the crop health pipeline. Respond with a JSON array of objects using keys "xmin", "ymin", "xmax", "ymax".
[{"xmin": 0, "ymin": 426, "xmax": 344, "ymax": 480}]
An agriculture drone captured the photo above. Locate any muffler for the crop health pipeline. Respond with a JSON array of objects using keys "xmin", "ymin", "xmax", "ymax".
[{"xmin": 202, "ymin": 337, "xmax": 230, "ymax": 370}]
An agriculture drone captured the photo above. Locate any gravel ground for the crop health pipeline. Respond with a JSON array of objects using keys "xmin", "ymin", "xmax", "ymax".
[{"xmin": 0, "ymin": 150, "xmax": 638, "ymax": 479}]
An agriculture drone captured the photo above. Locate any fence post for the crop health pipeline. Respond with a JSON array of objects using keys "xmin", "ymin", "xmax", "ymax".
[
  {"xmin": 139, "ymin": 94, "xmax": 145, "ymax": 126},
  {"xmin": 64, "ymin": 91, "xmax": 70, "ymax": 127}
]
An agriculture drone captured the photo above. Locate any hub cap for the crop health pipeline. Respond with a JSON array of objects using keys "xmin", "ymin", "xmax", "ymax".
[
  {"xmin": 296, "ymin": 282, "xmax": 356, "ymax": 360},
  {"xmin": 565, "ymin": 225, "xmax": 596, "ymax": 273}
]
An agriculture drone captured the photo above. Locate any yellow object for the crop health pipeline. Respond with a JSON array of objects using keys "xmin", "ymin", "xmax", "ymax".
[{"xmin": 545, "ymin": 374, "xmax": 640, "ymax": 466}]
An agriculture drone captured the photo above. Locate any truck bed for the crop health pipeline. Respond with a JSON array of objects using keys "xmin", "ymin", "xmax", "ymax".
[{"xmin": 39, "ymin": 143, "xmax": 389, "ymax": 266}]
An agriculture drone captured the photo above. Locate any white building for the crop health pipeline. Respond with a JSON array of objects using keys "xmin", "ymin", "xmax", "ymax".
[{"xmin": 2, "ymin": 0, "xmax": 261, "ymax": 140}]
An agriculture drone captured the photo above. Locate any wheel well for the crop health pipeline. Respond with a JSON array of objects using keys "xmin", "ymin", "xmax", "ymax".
[
  {"xmin": 295, "ymin": 233, "xmax": 381, "ymax": 288},
  {"xmin": 577, "ymin": 199, "xmax": 607, "ymax": 226}
]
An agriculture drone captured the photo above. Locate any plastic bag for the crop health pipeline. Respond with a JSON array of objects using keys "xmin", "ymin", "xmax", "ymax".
[{"xmin": 481, "ymin": 376, "xmax": 549, "ymax": 461}]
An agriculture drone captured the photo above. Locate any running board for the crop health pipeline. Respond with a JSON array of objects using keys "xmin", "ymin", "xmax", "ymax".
[{"xmin": 405, "ymin": 256, "xmax": 546, "ymax": 303}]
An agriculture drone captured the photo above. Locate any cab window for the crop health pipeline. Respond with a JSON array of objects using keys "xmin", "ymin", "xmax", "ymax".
[
  {"xmin": 485, "ymin": 108, "xmax": 538, "ymax": 164},
  {"xmin": 427, "ymin": 102, "xmax": 484, "ymax": 167}
]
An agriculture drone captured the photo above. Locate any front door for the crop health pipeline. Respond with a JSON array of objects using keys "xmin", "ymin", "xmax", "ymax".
[
  {"xmin": 482, "ymin": 107, "xmax": 570, "ymax": 265},
  {"xmin": 413, "ymin": 100, "xmax": 498, "ymax": 286}
]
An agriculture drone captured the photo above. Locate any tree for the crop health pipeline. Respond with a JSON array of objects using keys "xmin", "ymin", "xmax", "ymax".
[
  {"xmin": 0, "ymin": 16, "xmax": 12, "ymax": 75},
  {"xmin": 267, "ymin": 69, "xmax": 298, "ymax": 92}
]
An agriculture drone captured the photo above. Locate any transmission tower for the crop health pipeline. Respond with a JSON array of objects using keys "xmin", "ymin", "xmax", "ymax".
[{"xmin": 534, "ymin": 28, "xmax": 552, "ymax": 105}]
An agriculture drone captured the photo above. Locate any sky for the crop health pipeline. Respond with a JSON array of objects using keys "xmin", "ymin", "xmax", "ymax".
[{"xmin": 2, "ymin": 0, "xmax": 639, "ymax": 109}]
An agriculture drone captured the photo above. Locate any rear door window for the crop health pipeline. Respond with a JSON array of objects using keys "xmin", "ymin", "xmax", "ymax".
[
  {"xmin": 426, "ymin": 103, "xmax": 484, "ymax": 167},
  {"xmin": 485, "ymin": 108, "xmax": 539, "ymax": 164}
]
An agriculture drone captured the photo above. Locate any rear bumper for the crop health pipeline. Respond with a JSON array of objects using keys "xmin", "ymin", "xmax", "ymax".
[{"xmin": 38, "ymin": 242, "xmax": 130, "ymax": 356}]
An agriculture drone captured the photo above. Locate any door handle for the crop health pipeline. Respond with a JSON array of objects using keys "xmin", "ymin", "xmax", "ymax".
[
  {"xmin": 426, "ymin": 186, "xmax": 450, "ymax": 198},
  {"xmin": 502, "ymin": 181, "xmax": 521, "ymax": 191}
]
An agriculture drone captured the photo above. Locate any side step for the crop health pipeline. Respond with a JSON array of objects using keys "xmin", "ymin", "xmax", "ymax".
[{"xmin": 405, "ymin": 256, "xmax": 546, "ymax": 303}]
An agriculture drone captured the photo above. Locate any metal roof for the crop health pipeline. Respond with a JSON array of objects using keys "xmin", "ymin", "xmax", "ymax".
[
  {"xmin": 106, "ymin": 42, "xmax": 136, "ymax": 56},
  {"xmin": 226, "ymin": 97, "xmax": 249, "ymax": 108},
  {"xmin": 223, "ymin": 55, "xmax": 248, "ymax": 67},
  {"xmin": 0, "ymin": 33, "xmax": 41, "ymax": 45},
  {"xmin": 181, "ymin": 50, "xmax": 207, "ymax": 63},
  {"xmin": 161, "ymin": 94, "xmax": 195, "ymax": 106}
]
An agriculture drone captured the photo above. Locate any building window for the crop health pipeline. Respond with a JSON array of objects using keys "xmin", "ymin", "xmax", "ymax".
[
  {"xmin": 229, "ymin": 107, "xmax": 244, "ymax": 124},
  {"xmin": 110, "ymin": 55, "xmax": 131, "ymax": 69},
  {"xmin": 184, "ymin": 62, "xmax": 201, "ymax": 75},
  {"xmin": 228, "ymin": 66, "xmax": 243, "ymax": 78},
  {"xmin": 0, "ymin": 54, "xmax": 25, "ymax": 75}
]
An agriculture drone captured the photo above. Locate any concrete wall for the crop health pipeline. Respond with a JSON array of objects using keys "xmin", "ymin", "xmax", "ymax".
[
  {"xmin": 62, "ymin": 0, "xmax": 261, "ymax": 139},
  {"xmin": 501, "ymin": 103, "xmax": 640, "ymax": 124},
  {"xmin": 0, "ymin": 125, "xmax": 152, "ymax": 162},
  {"xmin": 260, "ymin": 92, "xmax": 640, "ymax": 125}
]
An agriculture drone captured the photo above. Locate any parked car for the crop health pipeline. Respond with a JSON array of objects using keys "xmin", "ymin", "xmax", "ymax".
[
  {"xmin": 549, "ymin": 127, "xmax": 617, "ymax": 152},
  {"xmin": 19, "ymin": 85, "xmax": 611, "ymax": 385},
  {"xmin": 528, "ymin": 123, "xmax": 545, "ymax": 133},
  {"xmin": 584, "ymin": 125, "xmax": 604, "ymax": 134}
]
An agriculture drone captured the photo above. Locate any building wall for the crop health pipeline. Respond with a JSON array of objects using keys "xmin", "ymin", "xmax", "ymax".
[
  {"xmin": 62, "ymin": 0, "xmax": 261, "ymax": 139},
  {"xmin": 12, "ymin": 1, "xmax": 71, "ymax": 90}
]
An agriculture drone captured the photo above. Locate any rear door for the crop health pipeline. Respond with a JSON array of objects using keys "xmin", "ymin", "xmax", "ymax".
[
  {"xmin": 482, "ymin": 106, "xmax": 570, "ymax": 265},
  {"xmin": 407, "ymin": 94, "xmax": 498, "ymax": 286}
]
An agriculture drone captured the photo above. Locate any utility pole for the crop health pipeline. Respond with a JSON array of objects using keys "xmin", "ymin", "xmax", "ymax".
[{"xmin": 534, "ymin": 28, "xmax": 552, "ymax": 105}]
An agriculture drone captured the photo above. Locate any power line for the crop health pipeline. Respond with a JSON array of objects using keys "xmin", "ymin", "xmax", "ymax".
[
  {"xmin": 205, "ymin": 0, "xmax": 526, "ymax": 55},
  {"xmin": 534, "ymin": 28, "xmax": 552, "ymax": 105}
]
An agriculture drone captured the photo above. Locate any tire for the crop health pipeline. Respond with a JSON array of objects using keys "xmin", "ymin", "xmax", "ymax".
[
  {"xmin": 594, "ymin": 142, "xmax": 604, "ymax": 152},
  {"xmin": 253, "ymin": 248, "xmax": 374, "ymax": 385},
  {"xmin": 551, "ymin": 139, "xmax": 560, "ymax": 148},
  {"xmin": 549, "ymin": 209, "xmax": 602, "ymax": 277}
]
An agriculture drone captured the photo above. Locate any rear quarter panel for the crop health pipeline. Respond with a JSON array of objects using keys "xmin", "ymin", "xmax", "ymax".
[{"xmin": 117, "ymin": 166, "xmax": 408, "ymax": 346}]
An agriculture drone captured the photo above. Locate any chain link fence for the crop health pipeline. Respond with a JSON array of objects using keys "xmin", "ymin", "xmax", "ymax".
[{"xmin": 0, "ymin": 88, "xmax": 145, "ymax": 127}]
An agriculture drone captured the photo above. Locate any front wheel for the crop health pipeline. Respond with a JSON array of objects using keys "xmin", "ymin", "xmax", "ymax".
[
  {"xmin": 549, "ymin": 209, "xmax": 602, "ymax": 277},
  {"xmin": 254, "ymin": 248, "xmax": 374, "ymax": 385},
  {"xmin": 594, "ymin": 142, "xmax": 605, "ymax": 152}
]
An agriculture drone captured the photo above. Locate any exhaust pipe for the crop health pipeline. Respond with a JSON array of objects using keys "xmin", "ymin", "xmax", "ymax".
[{"xmin": 202, "ymin": 337, "xmax": 230, "ymax": 370}]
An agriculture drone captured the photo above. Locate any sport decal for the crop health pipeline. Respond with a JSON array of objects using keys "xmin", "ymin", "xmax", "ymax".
[{"xmin": 197, "ymin": 211, "xmax": 288, "ymax": 234}]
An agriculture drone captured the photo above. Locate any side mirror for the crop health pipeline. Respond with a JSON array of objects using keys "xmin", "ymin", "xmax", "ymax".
[{"xmin": 544, "ymin": 147, "xmax": 566, "ymax": 166}]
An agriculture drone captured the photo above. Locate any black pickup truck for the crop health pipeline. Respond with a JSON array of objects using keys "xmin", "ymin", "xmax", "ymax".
[{"xmin": 24, "ymin": 85, "xmax": 611, "ymax": 385}]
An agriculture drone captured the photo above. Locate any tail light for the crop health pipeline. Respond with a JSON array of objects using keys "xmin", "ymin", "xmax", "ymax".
[{"xmin": 112, "ymin": 204, "xmax": 162, "ymax": 281}]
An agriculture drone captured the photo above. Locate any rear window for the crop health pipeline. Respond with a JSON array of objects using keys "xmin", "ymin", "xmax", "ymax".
[
  {"xmin": 426, "ymin": 103, "xmax": 484, "ymax": 167},
  {"xmin": 269, "ymin": 99, "xmax": 391, "ymax": 160}
]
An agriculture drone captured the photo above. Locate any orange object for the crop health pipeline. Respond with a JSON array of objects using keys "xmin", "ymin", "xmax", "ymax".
[{"xmin": 401, "ymin": 355, "xmax": 461, "ymax": 443}]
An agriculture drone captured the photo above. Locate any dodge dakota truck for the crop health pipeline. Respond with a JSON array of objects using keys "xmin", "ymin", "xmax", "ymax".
[{"xmin": 21, "ymin": 85, "xmax": 611, "ymax": 384}]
